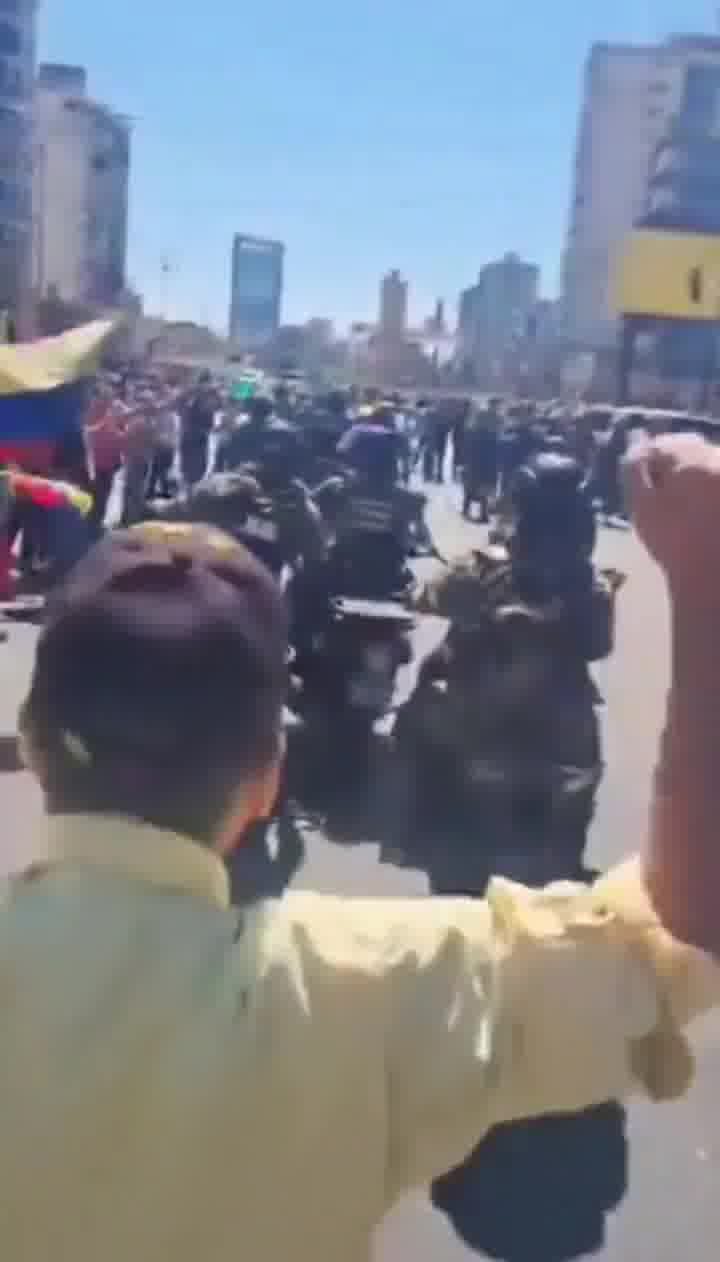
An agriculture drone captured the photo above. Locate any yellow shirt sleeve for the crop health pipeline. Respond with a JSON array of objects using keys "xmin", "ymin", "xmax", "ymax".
[{"xmin": 276, "ymin": 861, "xmax": 720, "ymax": 1205}]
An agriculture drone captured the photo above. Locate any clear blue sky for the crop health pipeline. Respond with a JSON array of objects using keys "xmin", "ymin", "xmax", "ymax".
[{"xmin": 40, "ymin": 0, "xmax": 715, "ymax": 331}]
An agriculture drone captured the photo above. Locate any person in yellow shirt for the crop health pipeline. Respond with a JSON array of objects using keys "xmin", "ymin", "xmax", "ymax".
[{"xmin": 5, "ymin": 436, "xmax": 720, "ymax": 1262}]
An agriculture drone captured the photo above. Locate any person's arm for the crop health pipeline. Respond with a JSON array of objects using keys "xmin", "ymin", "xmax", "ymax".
[
  {"xmin": 646, "ymin": 597, "xmax": 720, "ymax": 950},
  {"xmin": 624, "ymin": 435, "xmax": 720, "ymax": 955},
  {"xmin": 10, "ymin": 472, "xmax": 66, "ymax": 511},
  {"xmin": 279, "ymin": 880, "xmax": 719, "ymax": 1209}
]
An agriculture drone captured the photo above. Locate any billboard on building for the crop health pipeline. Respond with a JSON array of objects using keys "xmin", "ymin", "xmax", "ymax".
[
  {"xmin": 229, "ymin": 235, "xmax": 284, "ymax": 346},
  {"xmin": 615, "ymin": 229, "xmax": 720, "ymax": 321}
]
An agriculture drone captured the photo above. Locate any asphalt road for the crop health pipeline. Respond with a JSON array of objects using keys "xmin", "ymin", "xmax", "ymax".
[{"xmin": 1, "ymin": 485, "xmax": 719, "ymax": 1261}]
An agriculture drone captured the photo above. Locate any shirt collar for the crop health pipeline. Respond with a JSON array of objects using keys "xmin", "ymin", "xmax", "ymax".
[{"xmin": 39, "ymin": 815, "xmax": 231, "ymax": 909}]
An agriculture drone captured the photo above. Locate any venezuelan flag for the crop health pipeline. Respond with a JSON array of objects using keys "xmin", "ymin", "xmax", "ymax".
[{"xmin": 0, "ymin": 320, "xmax": 116, "ymax": 474}]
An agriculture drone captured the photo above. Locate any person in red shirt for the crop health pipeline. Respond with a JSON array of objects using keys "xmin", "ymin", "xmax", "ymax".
[
  {"xmin": 0, "ymin": 467, "xmax": 93, "ymax": 598},
  {"xmin": 86, "ymin": 400, "xmax": 127, "ymax": 532}
]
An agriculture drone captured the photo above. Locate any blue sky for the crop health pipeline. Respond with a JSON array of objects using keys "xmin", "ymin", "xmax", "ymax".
[{"xmin": 40, "ymin": 0, "xmax": 714, "ymax": 331}]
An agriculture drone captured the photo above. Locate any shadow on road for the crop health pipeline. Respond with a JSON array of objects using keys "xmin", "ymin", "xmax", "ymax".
[
  {"xmin": 432, "ymin": 1097, "xmax": 627, "ymax": 1262},
  {"xmin": 428, "ymin": 858, "xmax": 629, "ymax": 1262}
]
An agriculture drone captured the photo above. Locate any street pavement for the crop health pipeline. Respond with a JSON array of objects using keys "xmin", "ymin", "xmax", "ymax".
[{"xmin": 1, "ymin": 484, "xmax": 719, "ymax": 1260}]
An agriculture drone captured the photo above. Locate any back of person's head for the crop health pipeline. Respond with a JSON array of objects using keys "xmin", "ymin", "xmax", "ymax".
[
  {"xmin": 512, "ymin": 451, "xmax": 583, "ymax": 501},
  {"xmin": 19, "ymin": 524, "xmax": 288, "ymax": 848}
]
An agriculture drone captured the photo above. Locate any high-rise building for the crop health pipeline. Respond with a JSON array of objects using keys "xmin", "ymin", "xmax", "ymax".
[
  {"xmin": 379, "ymin": 269, "xmax": 408, "ymax": 339},
  {"xmin": 0, "ymin": 0, "xmax": 37, "ymax": 329},
  {"xmin": 562, "ymin": 35, "xmax": 720, "ymax": 349},
  {"xmin": 424, "ymin": 298, "xmax": 446, "ymax": 335},
  {"xmin": 229, "ymin": 234, "xmax": 284, "ymax": 347},
  {"xmin": 645, "ymin": 41, "xmax": 720, "ymax": 232},
  {"xmin": 458, "ymin": 253, "xmax": 539, "ymax": 366},
  {"xmin": 34, "ymin": 64, "xmax": 131, "ymax": 307}
]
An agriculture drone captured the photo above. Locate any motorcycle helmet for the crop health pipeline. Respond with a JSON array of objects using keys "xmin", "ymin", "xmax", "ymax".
[
  {"xmin": 510, "ymin": 452, "xmax": 596, "ymax": 561},
  {"xmin": 337, "ymin": 424, "xmax": 397, "ymax": 487}
]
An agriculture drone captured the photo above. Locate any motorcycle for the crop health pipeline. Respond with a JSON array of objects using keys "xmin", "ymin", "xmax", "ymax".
[
  {"xmin": 393, "ymin": 553, "xmax": 624, "ymax": 860},
  {"xmin": 291, "ymin": 594, "xmax": 415, "ymax": 738}
]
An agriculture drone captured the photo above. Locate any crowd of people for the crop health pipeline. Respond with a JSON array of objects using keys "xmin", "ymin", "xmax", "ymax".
[
  {"xmin": 2, "ymin": 368, "xmax": 661, "ymax": 607},
  {"xmin": 2, "ymin": 353, "xmax": 720, "ymax": 1258},
  {"xmin": 0, "ymin": 366, "xmax": 697, "ymax": 641},
  {"xmin": 0, "ymin": 414, "xmax": 720, "ymax": 1258}
]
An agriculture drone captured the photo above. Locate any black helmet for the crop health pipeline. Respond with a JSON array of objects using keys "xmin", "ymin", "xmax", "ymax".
[
  {"xmin": 511, "ymin": 453, "xmax": 595, "ymax": 557},
  {"xmin": 511, "ymin": 452, "xmax": 584, "ymax": 510}
]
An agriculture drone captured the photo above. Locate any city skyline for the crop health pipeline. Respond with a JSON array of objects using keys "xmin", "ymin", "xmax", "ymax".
[
  {"xmin": 228, "ymin": 233, "xmax": 284, "ymax": 346},
  {"xmin": 40, "ymin": 0, "xmax": 715, "ymax": 330}
]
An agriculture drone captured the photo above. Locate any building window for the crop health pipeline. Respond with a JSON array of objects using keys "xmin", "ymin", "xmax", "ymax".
[{"xmin": 0, "ymin": 22, "xmax": 20, "ymax": 56}]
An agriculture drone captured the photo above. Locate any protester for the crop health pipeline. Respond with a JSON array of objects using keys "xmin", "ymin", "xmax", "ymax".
[
  {"xmin": 451, "ymin": 400, "xmax": 470, "ymax": 481},
  {"xmin": 86, "ymin": 399, "xmax": 127, "ymax": 533},
  {"xmin": 0, "ymin": 466, "xmax": 93, "ymax": 593},
  {"xmin": 462, "ymin": 405, "xmax": 500, "ymax": 520},
  {"xmin": 121, "ymin": 398, "xmax": 155, "ymax": 526},
  {"xmin": 147, "ymin": 395, "xmax": 179, "ymax": 499},
  {"xmin": 3, "ymin": 431, "xmax": 719, "ymax": 1259},
  {"xmin": 421, "ymin": 400, "xmax": 452, "ymax": 483},
  {"xmin": 180, "ymin": 372, "xmax": 219, "ymax": 488}
]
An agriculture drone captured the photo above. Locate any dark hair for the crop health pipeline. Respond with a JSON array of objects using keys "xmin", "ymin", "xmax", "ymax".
[
  {"xmin": 20, "ymin": 526, "xmax": 287, "ymax": 845},
  {"xmin": 22, "ymin": 665, "xmax": 283, "ymax": 847}
]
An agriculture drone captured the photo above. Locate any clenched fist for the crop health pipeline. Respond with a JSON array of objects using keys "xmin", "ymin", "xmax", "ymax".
[{"xmin": 624, "ymin": 433, "xmax": 720, "ymax": 603}]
